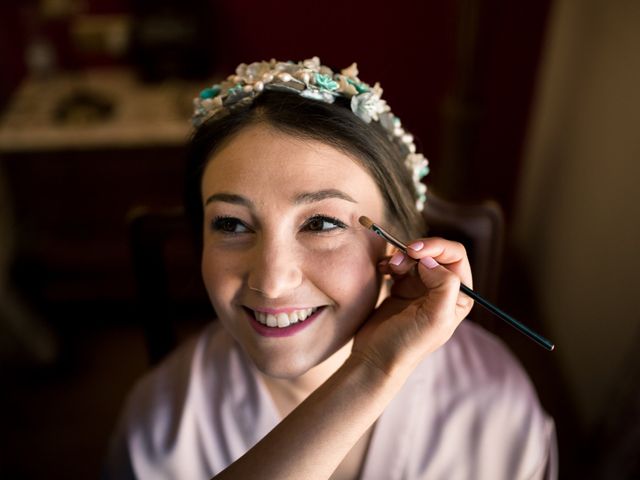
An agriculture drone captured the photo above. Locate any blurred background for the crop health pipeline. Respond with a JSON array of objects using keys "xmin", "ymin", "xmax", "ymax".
[{"xmin": 0, "ymin": 0, "xmax": 638, "ymax": 478}]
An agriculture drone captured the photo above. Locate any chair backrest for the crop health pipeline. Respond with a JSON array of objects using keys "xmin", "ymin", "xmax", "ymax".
[
  {"xmin": 423, "ymin": 193, "xmax": 504, "ymax": 298},
  {"xmin": 422, "ymin": 192, "xmax": 505, "ymax": 329},
  {"xmin": 128, "ymin": 206, "xmax": 206, "ymax": 365},
  {"xmin": 128, "ymin": 192, "xmax": 505, "ymax": 365}
]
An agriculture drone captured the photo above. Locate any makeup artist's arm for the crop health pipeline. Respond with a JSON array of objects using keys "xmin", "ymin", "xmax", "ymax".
[{"xmin": 213, "ymin": 237, "xmax": 472, "ymax": 480}]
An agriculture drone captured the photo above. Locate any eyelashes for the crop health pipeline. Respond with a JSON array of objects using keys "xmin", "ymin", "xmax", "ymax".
[
  {"xmin": 210, "ymin": 214, "xmax": 348, "ymax": 235},
  {"xmin": 211, "ymin": 216, "xmax": 250, "ymax": 234},
  {"xmin": 301, "ymin": 215, "xmax": 347, "ymax": 232}
]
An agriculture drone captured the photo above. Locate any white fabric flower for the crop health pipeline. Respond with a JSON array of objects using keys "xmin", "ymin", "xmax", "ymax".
[
  {"xmin": 192, "ymin": 57, "xmax": 430, "ymax": 210},
  {"xmin": 351, "ymin": 92, "xmax": 384, "ymax": 123}
]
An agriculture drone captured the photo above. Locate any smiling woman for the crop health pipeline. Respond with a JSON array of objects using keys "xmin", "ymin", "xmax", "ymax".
[
  {"xmin": 199, "ymin": 124, "xmax": 387, "ymax": 380},
  {"xmin": 104, "ymin": 58, "xmax": 557, "ymax": 479}
]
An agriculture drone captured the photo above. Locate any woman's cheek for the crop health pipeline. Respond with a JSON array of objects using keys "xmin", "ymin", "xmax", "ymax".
[
  {"xmin": 201, "ymin": 250, "xmax": 240, "ymax": 307},
  {"xmin": 308, "ymin": 242, "xmax": 380, "ymax": 304},
  {"xmin": 306, "ymin": 239, "xmax": 364, "ymax": 272},
  {"xmin": 201, "ymin": 249, "xmax": 219, "ymax": 286}
]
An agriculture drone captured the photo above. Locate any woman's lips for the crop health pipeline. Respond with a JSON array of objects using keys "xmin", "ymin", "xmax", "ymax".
[{"xmin": 244, "ymin": 306, "xmax": 326, "ymax": 338}]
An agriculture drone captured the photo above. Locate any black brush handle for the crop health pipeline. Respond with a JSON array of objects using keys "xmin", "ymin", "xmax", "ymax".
[{"xmin": 459, "ymin": 284, "xmax": 555, "ymax": 351}]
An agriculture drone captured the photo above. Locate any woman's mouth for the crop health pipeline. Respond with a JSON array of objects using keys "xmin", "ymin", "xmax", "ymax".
[
  {"xmin": 244, "ymin": 306, "xmax": 326, "ymax": 337},
  {"xmin": 253, "ymin": 307, "xmax": 319, "ymax": 327}
]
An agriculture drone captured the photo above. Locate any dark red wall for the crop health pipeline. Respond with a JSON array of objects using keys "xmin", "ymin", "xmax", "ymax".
[
  {"xmin": 208, "ymin": 1, "xmax": 457, "ymax": 168},
  {"xmin": 0, "ymin": 3, "xmax": 28, "ymax": 111},
  {"xmin": 471, "ymin": 1, "xmax": 552, "ymax": 219},
  {"xmin": 0, "ymin": 0, "xmax": 552, "ymax": 219}
]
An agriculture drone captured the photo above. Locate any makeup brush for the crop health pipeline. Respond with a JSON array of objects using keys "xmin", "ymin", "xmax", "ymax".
[{"xmin": 359, "ymin": 216, "xmax": 555, "ymax": 351}]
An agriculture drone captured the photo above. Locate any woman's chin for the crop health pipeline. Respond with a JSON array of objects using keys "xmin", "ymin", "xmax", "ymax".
[
  {"xmin": 251, "ymin": 353, "xmax": 316, "ymax": 380},
  {"xmin": 248, "ymin": 339, "xmax": 354, "ymax": 382},
  {"xmin": 249, "ymin": 342, "xmax": 345, "ymax": 380}
]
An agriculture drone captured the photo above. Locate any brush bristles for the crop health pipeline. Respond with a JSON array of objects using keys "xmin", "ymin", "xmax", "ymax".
[{"xmin": 358, "ymin": 216, "xmax": 374, "ymax": 229}]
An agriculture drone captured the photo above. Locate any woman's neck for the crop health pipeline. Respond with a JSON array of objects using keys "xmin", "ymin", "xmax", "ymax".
[{"xmin": 260, "ymin": 340, "xmax": 354, "ymax": 417}]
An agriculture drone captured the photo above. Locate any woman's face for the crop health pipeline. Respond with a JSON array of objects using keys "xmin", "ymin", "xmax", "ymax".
[{"xmin": 200, "ymin": 123, "xmax": 388, "ymax": 378}]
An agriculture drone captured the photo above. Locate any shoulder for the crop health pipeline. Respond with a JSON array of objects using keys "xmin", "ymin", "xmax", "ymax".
[
  {"xmin": 105, "ymin": 322, "xmax": 238, "ymax": 478},
  {"xmin": 424, "ymin": 321, "xmax": 539, "ymax": 401},
  {"xmin": 410, "ymin": 321, "xmax": 556, "ymax": 478},
  {"xmin": 432, "ymin": 320, "xmax": 550, "ymax": 426},
  {"xmin": 124, "ymin": 322, "xmax": 233, "ymax": 426}
]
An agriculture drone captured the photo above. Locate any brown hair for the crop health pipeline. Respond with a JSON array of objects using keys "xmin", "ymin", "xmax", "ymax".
[{"xmin": 184, "ymin": 90, "xmax": 425, "ymax": 243}]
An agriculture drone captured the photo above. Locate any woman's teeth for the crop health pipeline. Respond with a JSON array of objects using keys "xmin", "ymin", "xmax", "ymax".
[{"xmin": 253, "ymin": 307, "xmax": 319, "ymax": 328}]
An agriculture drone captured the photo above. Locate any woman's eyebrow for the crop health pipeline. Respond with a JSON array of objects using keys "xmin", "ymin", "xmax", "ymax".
[
  {"xmin": 204, "ymin": 189, "xmax": 357, "ymax": 207},
  {"xmin": 294, "ymin": 189, "xmax": 358, "ymax": 204},
  {"xmin": 204, "ymin": 192, "xmax": 252, "ymax": 207}
]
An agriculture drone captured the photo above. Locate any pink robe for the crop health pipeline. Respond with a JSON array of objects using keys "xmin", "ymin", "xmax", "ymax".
[{"xmin": 105, "ymin": 321, "xmax": 557, "ymax": 479}]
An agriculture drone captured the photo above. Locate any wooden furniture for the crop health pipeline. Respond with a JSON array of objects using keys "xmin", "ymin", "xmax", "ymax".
[
  {"xmin": 422, "ymin": 191, "xmax": 505, "ymax": 328},
  {"xmin": 0, "ymin": 69, "xmax": 203, "ymax": 307}
]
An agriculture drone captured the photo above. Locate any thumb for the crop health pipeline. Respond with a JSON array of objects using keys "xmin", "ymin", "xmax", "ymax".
[
  {"xmin": 392, "ymin": 257, "xmax": 467, "ymax": 362},
  {"xmin": 416, "ymin": 256, "xmax": 461, "ymax": 312}
]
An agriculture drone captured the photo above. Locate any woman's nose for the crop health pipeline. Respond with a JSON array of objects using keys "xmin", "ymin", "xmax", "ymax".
[{"xmin": 247, "ymin": 239, "xmax": 303, "ymax": 298}]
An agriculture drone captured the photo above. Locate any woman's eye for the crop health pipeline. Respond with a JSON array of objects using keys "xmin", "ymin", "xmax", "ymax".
[
  {"xmin": 211, "ymin": 216, "xmax": 250, "ymax": 234},
  {"xmin": 302, "ymin": 215, "xmax": 347, "ymax": 232}
]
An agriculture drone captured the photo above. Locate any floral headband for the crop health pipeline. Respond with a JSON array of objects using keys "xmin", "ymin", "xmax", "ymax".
[{"xmin": 192, "ymin": 57, "xmax": 429, "ymax": 211}]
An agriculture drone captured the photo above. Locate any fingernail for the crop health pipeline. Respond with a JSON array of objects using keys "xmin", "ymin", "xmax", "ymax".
[
  {"xmin": 420, "ymin": 256, "xmax": 439, "ymax": 269},
  {"xmin": 389, "ymin": 252, "xmax": 405, "ymax": 266},
  {"xmin": 408, "ymin": 241, "xmax": 424, "ymax": 251}
]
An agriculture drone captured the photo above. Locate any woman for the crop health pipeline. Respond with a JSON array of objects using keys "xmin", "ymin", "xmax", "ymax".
[{"xmin": 106, "ymin": 58, "xmax": 556, "ymax": 479}]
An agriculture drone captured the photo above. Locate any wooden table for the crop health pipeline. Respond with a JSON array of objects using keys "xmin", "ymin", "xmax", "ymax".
[{"xmin": 0, "ymin": 69, "xmax": 204, "ymax": 306}]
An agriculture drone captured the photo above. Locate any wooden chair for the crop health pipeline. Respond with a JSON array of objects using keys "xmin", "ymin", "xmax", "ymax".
[
  {"xmin": 128, "ymin": 206, "xmax": 207, "ymax": 365},
  {"xmin": 422, "ymin": 192, "xmax": 505, "ymax": 329}
]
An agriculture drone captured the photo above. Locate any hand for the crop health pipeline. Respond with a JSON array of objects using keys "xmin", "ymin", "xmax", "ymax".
[{"xmin": 351, "ymin": 237, "xmax": 474, "ymax": 377}]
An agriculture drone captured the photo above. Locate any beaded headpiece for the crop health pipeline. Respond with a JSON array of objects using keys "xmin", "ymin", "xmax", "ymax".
[{"xmin": 192, "ymin": 57, "xmax": 429, "ymax": 210}]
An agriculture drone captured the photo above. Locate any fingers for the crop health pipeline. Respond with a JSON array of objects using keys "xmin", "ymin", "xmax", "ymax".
[
  {"xmin": 385, "ymin": 251, "xmax": 416, "ymax": 276},
  {"xmin": 415, "ymin": 259, "xmax": 461, "ymax": 301},
  {"xmin": 379, "ymin": 237, "xmax": 472, "ymax": 289},
  {"xmin": 412, "ymin": 240, "xmax": 475, "ymax": 325},
  {"xmin": 406, "ymin": 237, "xmax": 467, "ymax": 267},
  {"xmin": 365, "ymin": 238, "xmax": 476, "ymax": 368}
]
